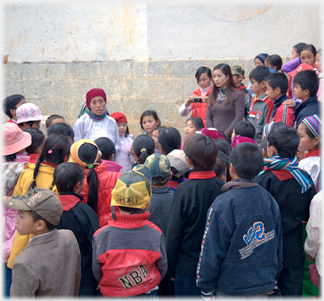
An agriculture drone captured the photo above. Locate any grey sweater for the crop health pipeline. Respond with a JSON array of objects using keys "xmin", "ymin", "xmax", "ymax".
[{"xmin": 206, "ymin": 89, "xmax": 245, "ymax": 139}]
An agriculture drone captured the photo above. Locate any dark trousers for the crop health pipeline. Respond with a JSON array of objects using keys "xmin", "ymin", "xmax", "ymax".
[
  {"xmin": 174, "ymin": 272, "xmax": 200, "ymax": 296},
  {"xmin": 278, "ymin": 266, "xmax": 304, "ymax": 296},
  {"xmin": 3, "ymin": 264, "xmax": 11, "ymax": 297}
]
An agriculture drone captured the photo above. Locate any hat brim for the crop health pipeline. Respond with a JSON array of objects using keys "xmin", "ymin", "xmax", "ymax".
[
  {"xmin": 4, "ymin": 196, "xmax": 31, "ymax": 211},
  {"xmin": 17, "ymin": 114, "xmax": 47, "ymax": 123},
  {"xmin": 3, "ymin": 131, "xmax": 32, "ymax": 156}
]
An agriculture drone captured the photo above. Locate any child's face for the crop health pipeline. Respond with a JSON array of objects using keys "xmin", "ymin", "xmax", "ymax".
[
  {"xmin": 31, "ymin": 121, "xmax": 41, "ymax": 129},
  {"xmin": 291, "ymin": 47, "xmax": 299, "ymax": 60},
  {"xmin": 152, "ymin": 129, "xmax": 161, "ymax": 151},
  {"xmin": 198, "ymin": 72, "xmax": 212, "ymax": 89},
  {"xmin": 117, "ymin": 122, "xmax": 127, "ymax": 137},
  {"xmin": 300, "ymin": 49, "xmax": 315, "ymax": 66},
  {"xmin": 266, "ymin": 82, "xmax": 280, "ymax": 101},
  {"xmin": 88, "ymin": 96, "xmax": 106, "ymax": 116},
  {"xmin": 254, "ymin": 58, "xmax": 264, "ymax": 67},
  {"xmin": 184, "ymin": 121, "xmax": 196, "ymax": 137},
  {"xmin": 142, "ymin": 115, "xmax": 160, "ymax": 135},
  {"xmin": 231, "ymin": 129, "xmax": 235, "ymax": 142},
  {"xmin": 294, "ymin": 83, "xmax": 308, "ymax": 101},
  {"xmin": 315, "ymin": 53, "xmax": 322, "ymax": 73},
  {"xmin": 232, "ymin": 75, "xmax": 242, "ymax": 87},
  {"xmin": 48, "ymin": 118, "xmax": 65, "ymax": 128},
  {"xmin": 264, "ymin": 59, "xmax": 271, "ymax": 69},
  {"xmin": 298, "ymin": 122, "xmax": 318, "ymax": 152},
  {"xmin": 15, "ymin": 210, "xmax": 37, "ymax": 236},
  {"xmin": 213, "ymin": 69, "xmax": 229, "ymax": 89},
  {"xmin": 250, "ymin": 79, "xmax": 265, "ymax": 96}
]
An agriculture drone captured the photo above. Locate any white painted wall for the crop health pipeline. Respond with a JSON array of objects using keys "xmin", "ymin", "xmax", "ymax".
[{"xmin": 4, "ymin": 3, "xmax": 322, "ymax": 63}]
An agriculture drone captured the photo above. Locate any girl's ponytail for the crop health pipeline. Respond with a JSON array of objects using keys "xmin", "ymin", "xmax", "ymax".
[
  {"xmin": 70, "ymin": 139, "xmax": 101, "ymax": 212},
  {"xmin": 132, "ymin": 134, "xmax": 155, "ymax": 164}
]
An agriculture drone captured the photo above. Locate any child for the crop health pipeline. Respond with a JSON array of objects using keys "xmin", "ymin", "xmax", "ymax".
[
  {"xmin": 5, "ymin": 188, "xmax": 81, "ymax": 296},
  {"xmin": 298, "ymin": 115, "xmax": 321, "ymax": 191},
  {"xmin": 181, "ymin": 117, "xmax": 204, "ymax": 149},
  {"xmin": 213, "ymin": 157, "xmax": 227, "ymax": 183},
  {"xmin": 70, "ymin": 139, "xmax": 121, "ymax": 227},
  {"xmin": 92, "ymin": 165, "xmax": 167, "ymax": 297},
  {"xmin": 7, "ymin": 134, "xmax": 72, "ymax": 272},
  {"xmin": 247, "ymin": 65, "xmax": 273, "ymax": 144},
  {"xmin": 291, "ymin": 43, "xmax": 308, "ymax": 60},
  {"xmin": 265, "ymin": 54, "xmax": 283, "ymax": 72},
  {"xmin": 140, "ymin": 110, "xmax": 161, "ymax": 136},
  {"xmin": 131, "ymin": 134, "xmax": 155, "ymax": 166},
  {"xmin": 16, "ymin": 103, "xmax": 47, "ymax": 130},
  {"xmin": 110, "ymin": 112, "xmax": 134, "ymax": 173},
  {"xmin": 166, "ymin": 149, "xmax": 190, "ymax": 191},
  {"xmin": 247, "ymin": 53, "xmax": 269, "ymax": 96},
  {"xmin": 255, "ymin": 125, "xmax": 317, "ymax": 296},
  {"xmin": 94, "ymin": 137, "xmax": 123, "ymax": 172},
  {"xmin": 315, "ymin": 49, "xmax": 322, "ymax": 102},
  {"xmin": 3, "ymin": 94, "xmax": 26, "ymax": 124},
  {"xmin": 158, "ymin": 127, "xmax": 182, "ymax": 155},
  {"xmin": 23, "ymin": 128, "xmax": 45, "ymax": 164},
  {"xmin": 54, "ymin": 162, "xmax": 100, "ymax": 296},
  {"xmin": 2, "ymin": 123, "xmax": 31, "ymax": 297},
  {"xmin": 152, "ymin": 125, "xmax": 167, "ymax": 153},
  {"xmin": 231, "ymin": 120, "xmax": 255, "ymax": 141},
  {"xmin": 197, "ymin": 143, "xmax": 283, "ymax": 297},
  {"xmin": 73, "ymin": 88, "xmax": 120, "ymax": 153},
  {"xmin": 166, "ymin": 134, "xmax": 224, "ymax": 296},
  {"xmin": 179, "ymin": 66, "xmax": 213, "ymax": 126},
  {"xmin": 265, "ymin": 72, "xmax": 295, "ymax": 126},
  {"xmin": 231, "ymin": 65, "xmax": 252, "ymax": 119},
  {"xmin": 293, "ymin": 70, "xmax": 320, "ymax": 128},
  {"xmin": 45, "ymin": 114, "xmax": 65, "ymax": 129}
]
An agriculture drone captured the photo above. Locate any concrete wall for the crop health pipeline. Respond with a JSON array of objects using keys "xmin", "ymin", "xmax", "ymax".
[{"xmin": 3, "ymin": 4, "xmax": 322, "ymax": 136}]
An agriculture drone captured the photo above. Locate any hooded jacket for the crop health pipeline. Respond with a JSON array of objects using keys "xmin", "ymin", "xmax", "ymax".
[{"xmin": 294, "ymin": 95, "xmax": 320, "ymax": 128}]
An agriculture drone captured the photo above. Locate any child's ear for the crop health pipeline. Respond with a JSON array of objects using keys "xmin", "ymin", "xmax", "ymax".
[
  {"xmin": 130, "ymin": 148, "xmax": 135, "ymax": 156},
  {"xmin": 63, "ymin": 155, "xmax": 70, "ymax": 162},
  {"xmin": 304, "ymin": 89, "xmax": 311, "ymax": 97},
  {"xmin": 267, "ymin": 145, "xmax": 278, "ymax": 158},
  {"xmin": 314, "ymin": 137, "xmax": 320, "ymax": 147},
  {"xmin": 260, "ymin": 80, "xmax": 266, "ymax": 88},
  {"xmin": 275, "ymin": 87, "xmax": 281, "ymax": 95},
  {"xmin": 229, "ymin": 163, "xmax": 237, "ymax": 179},
  {"xmin": 157, "ymin": 119, "xmax": 161, "ymax": 127},
  {"xmin": 35, "ymin": 220, "xmax": 46, "ymax": 231},
  {"xmin": 108, "ymin": 153, "xmax": 114, "ymax": 161},
  {"xmin": 185, "ymin": 156, "xmax": 194, "ymax": 169}
]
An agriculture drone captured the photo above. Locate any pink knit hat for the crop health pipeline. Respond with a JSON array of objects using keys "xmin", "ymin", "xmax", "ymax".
[
  {"xmin": 16, "ymin": 103, "xmax": 46, "ymax": 124},
  {"xmin": 231, "ymin": 135, "xmax": 257, "ymax": 149},
  {"xmin": 199, "ymin": 128, "xmax": 225, "ymax": 140},
  {"xmin": 86, "ymin": 88, "xmax": 107, "ymax": 107},
  {"xmin": 3, "ymin": 123, "xmax": 32, "ymax": 155}
]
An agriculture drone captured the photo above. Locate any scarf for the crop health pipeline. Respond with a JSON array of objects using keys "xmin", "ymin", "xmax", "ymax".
[
  {"xmin": 200, "ymin": 84, "xmax": 213, "ymax": 96},
  {"xmin": 216, "ymin": 88, "xmax": 227, "ymax": 102},
  {"xmin": 78, "ymin": 102, "xmax": 109, "ymax": 119},
  {"xmin": 263, "ymin": 154, "xmax": 313, "ymax": 193}
]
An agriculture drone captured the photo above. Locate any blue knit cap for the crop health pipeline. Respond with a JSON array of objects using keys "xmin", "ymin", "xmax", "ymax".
[{"xmin": 255, "ymin": 53, "xmax": 269, "ymax": 64}]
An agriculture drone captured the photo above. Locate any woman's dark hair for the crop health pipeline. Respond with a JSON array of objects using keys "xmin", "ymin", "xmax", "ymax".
[
  {"xmin": 267, "ymin": 125, "xmax": 299, "ymax": 158},
  {"xmin": 230, "ymin": 143, "xmax": 263, "ymax": 180},
  {"xmin": 185, "ymin": 117, "xmax": 204, "ymax": 131},
  {"xmin": 234, "ymin": 121, "xmax": 255, "ymax": 139},
  {"xmin": 54, "ymin": 162, "xmax": 84, "ymax": 194},
  {"xmin": 293, "ymin": 42, "xmax": 307, "ymax": 56},
  {"xmin": 195, "ymin": 66, "xmax": 212, "ymax": 83},
  {"xmin": 23, "ymin": 128, "xmax": 45, "ymax": 155},
  {"xmin": 209, "ymin": 63, "xmax": 238, "ymax": 106},
  {"xmin": 140, "ymin": 110, "xmax": 160, "ymax": 130},
  {"xmin": 158, "ymin": 127, "xmax": 182, "ymax": 155},
  {"xmin": 265, "ymin": 55, "xmax": 283, "ymax": 71},
  {"xmin": 184, "ymin": 134, "xmax": 218, "ymax": 171},
  {"xmin": 30, "ymin": 134, "xmax": 71, "ymax": 190},
  {"xmin": 47, "ymin": 123, "xmax": 74, "ymax": 141},
  {"xmin": 132, "ymin": 134, "xmax": 155, "ymax": 164},
  {"xmin": 302, "ymin": 44, "xmax": 317, "ymax": 58},
  {"xmin": 3, "ymin": 94, "xmax": 25, "ymax": 118},
  {"xmin": 213, "ymin": 157, "xmax": 226, "ymax": 181},
  {"xmin": 94, "ymin": 137, "xmax": 116, "ymax": 160},
  {"xmin": 78, "ymin": 143, "xmax": 100, "ymax": 212}
]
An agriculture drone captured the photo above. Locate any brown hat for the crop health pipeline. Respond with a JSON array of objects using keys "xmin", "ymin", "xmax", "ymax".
[
  {"xmin": 231, "ymin": 65, "xmax": 245, "ymax": 78},
  {"xmin": 4, "ymin": 188, "xmax": 63, "ymax": 226}
]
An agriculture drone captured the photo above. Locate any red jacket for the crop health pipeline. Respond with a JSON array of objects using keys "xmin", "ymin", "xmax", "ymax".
[
  {"xmin": 80, "ymin": 162, "xmax": 121, "ymax": 227},
  {"xmin": 272, "ymin": 104, "xmax": 295, "ymax": 127},
  {"xmin": 190, "ymin": 86, "xmax": 213, "ymax": 126}
]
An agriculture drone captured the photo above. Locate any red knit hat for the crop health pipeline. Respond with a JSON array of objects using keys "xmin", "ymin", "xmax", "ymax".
[
  {"xmin": 110, "ymin": 112, "xmax": 127, "ymax": 124},
  {"xmin": 86, "ymin": 88, "xmax": 106, "ymax": 107}
]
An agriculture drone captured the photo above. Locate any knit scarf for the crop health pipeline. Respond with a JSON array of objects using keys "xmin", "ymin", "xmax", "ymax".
[
  {"xmin": 200, "ymin": 84, "xmax": 213, "ymax": 96},
  {"xmin": 216, "ymin": 88, "xmax": 227, "ymax": 102},
  {"xmin": 78, "ymin": 102, "xmax": 109, "ymax": 120},
  {"xmin": 263, "ymin": 154, "xmax": 313, "ymax": 193}
]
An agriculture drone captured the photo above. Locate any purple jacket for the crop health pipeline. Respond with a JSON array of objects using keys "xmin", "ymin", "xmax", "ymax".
[{"xmin": 282, "ymin": 57, "xmax": 301, "ymax": 102}]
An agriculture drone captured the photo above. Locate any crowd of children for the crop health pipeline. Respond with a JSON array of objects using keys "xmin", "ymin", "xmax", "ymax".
[{"xmin": 1, "ymin": 41, "xmax": 322, "ymax": 298}]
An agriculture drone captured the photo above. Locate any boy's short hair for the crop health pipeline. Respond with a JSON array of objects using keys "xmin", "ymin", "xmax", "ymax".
[
  {"xmin": 249, "ymin": 65, "xmax": 271, "ymax": 83},
  {"xmin": 29, "ymin": 210, "xmax": 56, "ymax": 231},
  {"xmin": 46, "ymin": 114, "xmax": 65, "ymax": 128},
  {"xmin": 111, "ymin": 165, "xmax": 152, "ymax": 210},
  {"xmin": 144, "ymin": 153, "xmax": 171, "ymax": 186},
  {"xmin": 267, "ymin": 125, "xmax": 299, "ymax": 158},
  {"xmin": 230, "ymin": 143, "xmax": 263, "ymax": 180},
  {"xmin": 54, "ymin": 162, "xmax": 84, "ymax": 193},
  {"xmin": 213, "ymin": 157, "xmax": 226, "ymax": 180},
  {"xmin": 234, "ymin": 120, "xmax": 255, "ymax": 139},
  {"xmin": 183, "ymin": 134, "xmax": 218, "ymax": 171},
  {"xmin": 4, "ymin": 187, "xmax": 63, "ymax": 227},
  {"xmin": 266, "ymin": 73, "xmax": 288, "ymax": 95},
  {"xmin": 214, "ymin": 139, "xmax": 230, "ymax": 156},
  {"xmin": 293, "ymin": 70, "xmax": 319, "ymax": 96},
  {"xmin": 47, "ymin": 122, "xmax": 75, "ymax": 140},
  {"xmin": 3, "ymin": 94, "xmax": 25, "ymax": 118}
]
